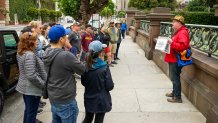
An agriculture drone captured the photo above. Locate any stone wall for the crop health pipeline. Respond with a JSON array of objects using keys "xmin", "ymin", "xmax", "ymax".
[{"xmin": 129, "ymin": 23, "xmax": 218, "ymax": 123}]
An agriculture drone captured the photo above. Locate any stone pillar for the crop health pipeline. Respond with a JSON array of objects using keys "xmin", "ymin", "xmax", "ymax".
[
  {"xmin": 214, "ymin": 4, "xmax": 218, "ymax": 16},
  {"xmin": 145, "ymin": 7, "xmax": 173, "ymax": 60},
  {"xmin": 133, "ymin": 14, "xmax": 146, "ymax": 42},
  {"xmin": 126, "ymin": 10, "xmax": 139, "ymax": 34}
]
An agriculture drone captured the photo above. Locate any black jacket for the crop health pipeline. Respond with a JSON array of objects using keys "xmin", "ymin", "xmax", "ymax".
[{"xmin": 81, "ymin": 65, "xmax": 114, "ymax": 113}]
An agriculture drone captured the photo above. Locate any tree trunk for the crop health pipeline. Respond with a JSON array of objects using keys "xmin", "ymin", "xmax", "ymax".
[{"xmin": 79, "ymin": 0, "xmax": 109, "ymax": 25}]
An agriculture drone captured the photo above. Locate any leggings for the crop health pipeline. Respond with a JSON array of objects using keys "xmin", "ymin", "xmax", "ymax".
[{"xmin": 82, "ymin": 111, "xmax": 105, "ymax": 123}]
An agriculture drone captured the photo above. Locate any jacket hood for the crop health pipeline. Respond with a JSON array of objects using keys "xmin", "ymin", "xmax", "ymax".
[
  {"xmin": 43, "ymin": 47, "xmax": 64, "ymax": 66},
  {"xmin": 91, "ymin": 58, "xmax": 107, "ymax": 70}
]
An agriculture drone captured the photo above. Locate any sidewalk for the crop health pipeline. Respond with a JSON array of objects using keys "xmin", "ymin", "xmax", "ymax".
[{"xmin": 16, "ymin": 36, "xmax": 206, "ymax": 123}]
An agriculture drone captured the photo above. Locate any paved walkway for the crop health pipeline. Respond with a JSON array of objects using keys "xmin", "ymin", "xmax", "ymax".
[{"xmin": 15, "ymin": 36, "xmax": 206, "ymax": 123}]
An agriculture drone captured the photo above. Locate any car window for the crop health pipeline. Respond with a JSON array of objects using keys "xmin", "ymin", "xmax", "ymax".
[{"xmin": 3, "ymin": 34, "xmax": 17, "ymax": 48}]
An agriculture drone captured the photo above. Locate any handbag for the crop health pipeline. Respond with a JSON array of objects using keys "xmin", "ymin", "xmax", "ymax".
[
  {"xmin": 177, "ymin": 47, "xmax": 193, "ymax": 67},
  {"xmin": 42, "ymin": 51, "xmax": 61, "ymax": 99}
]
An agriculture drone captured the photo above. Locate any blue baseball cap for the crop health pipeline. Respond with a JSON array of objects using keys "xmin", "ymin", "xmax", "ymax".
[
  {"xmin": 65, "ymin": 28, "xmax": 72, "ymax": 35},
  {"xmin": 89, "ymin": 40, "xmax": 107, "ymax": 53},
  {"xmin": 48, "ymin": 25, "xmax": 67, "ymax": 42}
]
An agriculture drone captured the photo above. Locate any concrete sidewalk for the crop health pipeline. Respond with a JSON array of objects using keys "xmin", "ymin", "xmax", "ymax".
[{"xmin": 16, "ymin": 36, "xmax": 206, "ymax": 123}]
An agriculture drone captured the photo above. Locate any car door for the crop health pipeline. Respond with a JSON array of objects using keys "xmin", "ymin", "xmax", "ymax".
[{"xmin": 0, "ymin": 31, "xmax": 19, "ymax": 88}]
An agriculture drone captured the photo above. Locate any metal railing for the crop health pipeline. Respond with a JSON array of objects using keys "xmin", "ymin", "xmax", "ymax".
[
  {"xmin": 140, "ymin": 20, "xmax": 150, "ymax": 33},
  {"xmin": 160, "ymin": 22, "xmax": 218, "ymax": 57}
]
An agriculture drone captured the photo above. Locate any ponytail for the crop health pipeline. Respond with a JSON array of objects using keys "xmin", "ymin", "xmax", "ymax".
[{"xmin": 86, "ymin": 51, "xmax": 101, "ymax": 69}]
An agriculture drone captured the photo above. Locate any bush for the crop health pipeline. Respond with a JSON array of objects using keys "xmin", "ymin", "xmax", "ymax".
[
  {"xmin": 49, "ymin": 10, "xmax": 56, "ymax": 21},
  {"xmin": 27, "ymin": 7, "xmax": 40, "ymax": 19},
  {"xmin": 117, "ymin": 11, "xmax": 126, "ymax": 18},
  {"xmin": 40, "ymin": 8, "xmax": 50, "ymax": 22},
  {"xmin": 188, "ymin": 6, "xmax": 209, "ymax": 12},
  {"xmin": 56, "ymin": 11, "xmax": 62, "ymax": 18},
  {"xmin": 172, "ymin": 11, "xmax": 218, "ymax": 25}
]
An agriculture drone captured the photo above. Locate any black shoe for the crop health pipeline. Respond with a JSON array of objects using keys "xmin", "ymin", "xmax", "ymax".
[
  {"xmin": 115, "ymin": 57, "xmax": 120, "ymax": 60},
  {"xmin": 36, "ymin": 119, "xmax": 43, "ymax": 123},
  {"xmin": 111, "ymin": 61, "xmax": 118, "ymax": 64}
]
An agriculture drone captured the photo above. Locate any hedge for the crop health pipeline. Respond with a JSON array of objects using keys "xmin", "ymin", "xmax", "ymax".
[
  {"xmin": 171, "ymin": 11, "xmax": 218, "ymax": 25},
  {"xmin": 188, "ymin": 6, "xmax": 215, "ymax": 12}
]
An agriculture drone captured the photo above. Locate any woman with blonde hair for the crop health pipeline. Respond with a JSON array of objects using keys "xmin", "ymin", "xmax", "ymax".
[
  {"xmin": 16, "ymin": 31, "xmax": 47, "ymax": 123},
  {"xmin": 28, "ymin": 21, "xmax": 44, "ymax": 58}
]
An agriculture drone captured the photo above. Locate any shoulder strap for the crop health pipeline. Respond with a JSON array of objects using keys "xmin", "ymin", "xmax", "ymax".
[{"xmin": 45, "ymin": 51, "xmax": 62, "ymax": 86}]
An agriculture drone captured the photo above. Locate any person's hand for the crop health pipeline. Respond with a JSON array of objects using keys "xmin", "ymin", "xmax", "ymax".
[{"xmin": 168, "ymin": 38, "xmax": 172, "ymax": 44}]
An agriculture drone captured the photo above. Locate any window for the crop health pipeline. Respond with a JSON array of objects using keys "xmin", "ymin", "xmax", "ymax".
[{"xmin": 3, "ymin": 34, "xmax": 17, "ymax": 52}]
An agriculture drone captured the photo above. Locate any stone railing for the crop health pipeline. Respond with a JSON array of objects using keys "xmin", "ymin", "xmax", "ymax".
[
  {"xmin": 128, "ymin": 7, "xmax": 218, "ymax": 123},
  {"xmin": 140, "ymin": 20, "xmax": 150, "ymax": 33},
  {"xmin": 131, "ymin": 20, "xmax": 135, "ymax": 26},
  {"xmin": 160, "ymin": 22, "xmax": 218, "ymax": 57}
]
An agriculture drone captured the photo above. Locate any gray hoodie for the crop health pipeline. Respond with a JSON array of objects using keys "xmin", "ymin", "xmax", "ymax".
[{"xmin": 43, "ymin": 47, "xmax": 86, "ymax": 104}]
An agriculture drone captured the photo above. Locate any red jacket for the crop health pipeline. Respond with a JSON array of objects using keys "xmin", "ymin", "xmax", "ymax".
[{"xmin": 164, "ymin": 26, "xmax": 190, "ymax": 63}]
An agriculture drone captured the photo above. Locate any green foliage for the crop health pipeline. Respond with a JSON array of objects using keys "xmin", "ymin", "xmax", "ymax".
[
  {"xmin": 58, "ymin": 0, "xmax": 80, "ymax": 20},
  {"xmin": 100, "ymin": 0, "xmax": 115, "ymax": 17},
  {"xmin": 0, "ymin": 7, "xmax": 9, "ymax": 16},
  {"xmin": 49, "ymin": 10, "xmax": 57, "ymax": 21},
  {"xmin": 172, "ymin": 11, "xmax": 218, "ymax": 25},
  {"xmin": 27, "ymin": 7, "xmax": 40, "ymax": 19},
  {"xmin": 128, "ymin": 0, "xmax": 177, "ymax": 10},
  {"xmin": 40, "ymin": 8, "xmax": 50, "ymax": 17},
  {"xmin": 56, "ymin": 11, "xmax": 62, "ymax": 18},
  {"xmin": 117, "ymin": 11, "xmax": 126, "ymax": 18},
  {"xmin": 40, "ymin": 8, "xmax": 50, "ymax": 22},
  {"xmin": 186, "ymin": 0, "xmax": 218, "ymax": 11},
  {"xmin": 9, "ymin": 0, "xmax": 35, "ymax": 21}
]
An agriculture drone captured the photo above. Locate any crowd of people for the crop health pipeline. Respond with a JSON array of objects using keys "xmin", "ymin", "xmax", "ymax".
[{"xmin": 16, "ymin": 20, "xmax": 127, "ymax": 123}]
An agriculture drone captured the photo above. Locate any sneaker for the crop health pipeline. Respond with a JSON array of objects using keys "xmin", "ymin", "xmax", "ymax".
[
  {"xmin": 165, "ymin": 92, "xmax": 174, "ymax": 97},
  {"xmin": 167, "ymin": 97, "xmax": 182, "ymax": 103},
  {"xmin": 37, "ymin": 108, "xmax": 43, "ymax": 115},
  {"xmin": 111, "ymin": 61, "xmax": 118, "ymax": 64},
  {"xmin": 36, "ymin": 119, "xmax": 43, "ymax": 123}
]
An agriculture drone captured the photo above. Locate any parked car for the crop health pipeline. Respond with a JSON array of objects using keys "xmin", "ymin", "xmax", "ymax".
[{"xmin": 0, "ymin": 30, "xmax": 19, "ymax": 115}]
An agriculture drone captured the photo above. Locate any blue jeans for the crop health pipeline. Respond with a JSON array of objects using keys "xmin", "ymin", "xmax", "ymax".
[
  {"xmin": 23, "ymin": 95, "xmax": 40, "ymax": 123},
  {"xmin": 169, "ymin": 63, "xmax": 183, "ymax": 98},
  {"xmin": 51, "ymin": 100, "xmax": 79, "ymax": 123}
]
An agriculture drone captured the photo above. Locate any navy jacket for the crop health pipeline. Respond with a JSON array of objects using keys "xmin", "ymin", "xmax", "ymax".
[{"xmin": 81, "ymin": 61, "xmax": 114, "ymax": 113}]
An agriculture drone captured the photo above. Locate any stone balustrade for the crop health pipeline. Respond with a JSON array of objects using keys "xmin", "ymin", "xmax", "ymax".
[{"xmin": 128, "ymin": 7, "xmax": 218, "ymax": 123}]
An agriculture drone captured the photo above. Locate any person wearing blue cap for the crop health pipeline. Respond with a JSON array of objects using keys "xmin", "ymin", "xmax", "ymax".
[
  {"xmin": 43, "ymin": 25, "xmax": 86, "ymax": 123},
  {"xmin": 81, "ymin": 40, "xmax": 114, "ymax": 123}
]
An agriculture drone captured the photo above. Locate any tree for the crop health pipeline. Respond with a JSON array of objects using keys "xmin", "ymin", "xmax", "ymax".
[
  {"xmin": 40, "ymin": 8, "xmax": 50, "ymax": 22},
  {"xmin": 100, "ymin": 0, "xmax": 115, "ymax": 18},
  {"xmin": 59, "ymin": 0, "xmax": 111, "ymax": 24},
  {"xmin": 128, "ymin": 0, "xmax": 177, "ymax": 10},
  {"xmin": 117, "ymin": 11, "xmax": 126, "ymax": 18},
  {"xmin": 27, "ymin": 7, "xmax": 40, "ymax": 20}
]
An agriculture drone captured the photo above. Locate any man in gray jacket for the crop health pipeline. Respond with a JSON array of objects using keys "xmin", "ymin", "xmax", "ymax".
[{"xmin": 43, "ymin": 25, "xmax": 86, "ymax": 123}]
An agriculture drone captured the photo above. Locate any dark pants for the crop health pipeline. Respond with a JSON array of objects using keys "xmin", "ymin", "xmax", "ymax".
[
  {"xmin": 121, "ymin": 30, "xmax": 126, "ymax": 39},
  {"xmin": 23, "ymin": 95, "xmax": 40, "ymax": 123},
  {"xmin": 169, "ymin": 63, "xmax": 183, "ymax": 98},
  {"xmin": 115, "ymin": 43, "xmax": 121, "ymax": 59},
  {"xmin": 82, "ymin": 111, "xmax": 105, "ymax": 123}
]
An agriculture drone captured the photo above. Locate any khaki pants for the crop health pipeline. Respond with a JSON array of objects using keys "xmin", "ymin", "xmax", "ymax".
[{"xmin": 109, "ymin": 43, "xmax": 117, "ymax": 54}]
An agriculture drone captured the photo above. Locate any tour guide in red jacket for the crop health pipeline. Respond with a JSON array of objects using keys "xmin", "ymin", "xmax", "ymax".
[{"xmin": 165, "ymin": 15, "xmax": 190, "ymax": 103}]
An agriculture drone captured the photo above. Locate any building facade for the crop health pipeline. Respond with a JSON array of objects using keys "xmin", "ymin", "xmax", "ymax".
[{"xmin": 116, "ymin": 0, "xmax": 131, "ymax": 11}]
